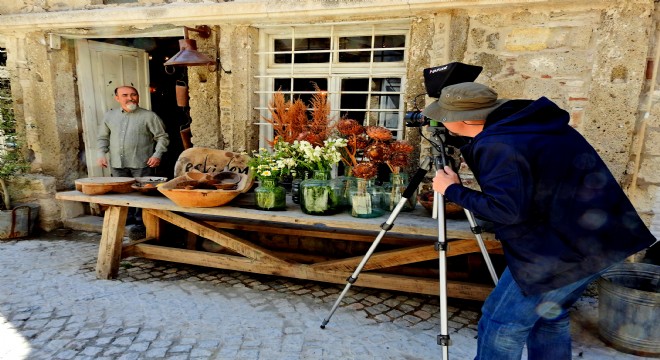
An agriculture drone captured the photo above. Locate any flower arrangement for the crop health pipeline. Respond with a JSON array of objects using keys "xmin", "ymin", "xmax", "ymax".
[
  {"xmin": 264, "ymin": 87, "xmax": 334, "ymax": 147},
  {"xmin": 335, "ymin": 121, "xmax": 417, "ymax": 215},
  {"xmin": 384, "ymin": 139, "xmax": 415, "ymax": 174},
  {"xmin": 293, "ymin": 138, "xmax": 346, "ymax": 173},
  {"xmin": 335, "ymin": 119, "xmax": 414, "ymax": 178},
  {"xmin": 247, "ymin": 146, "xmax": 297, "ymax": 181},
  {"xmin": 336, "ymin": 118, "xmax": 368, "ymax": 168},
  {"xmin": 249, "ymin": 138, "xmax": 347, "ymax": 182}
]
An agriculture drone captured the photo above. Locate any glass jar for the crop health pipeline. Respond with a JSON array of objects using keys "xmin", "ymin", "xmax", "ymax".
[
  {"xmin": 290, "ymin": 169, "xmax": 311, "ymax": 204},
  {"xmin": 254, "ymin": 177, "xmax": 286, "ymax": 211},
  {"xmin": 332, "ymin": 166, "xmax": 357, "ymax": 210},
  {"xmin": 350, "ymin": 177, "xmax": 384, "ymax": 218},
  {"xmin": 300, "ymin": 170, "xmax": 341, "ymax": 215},
  {"xmin": 291, "ymin": 178, "xmax": 302, "ymax": 204},
  {"xmin": 381, "ymin": 172, "xmax": 416, "ymax": 212}
]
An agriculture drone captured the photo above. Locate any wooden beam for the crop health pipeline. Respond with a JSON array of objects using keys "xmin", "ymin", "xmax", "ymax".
[
  {"xmin": 310, "ymin": 244, "xmax": 436, "ymax": 272},
  {"xmin": 124, "ymin": 243, "xmax": 493, "ymax": 300},
  {"xmin": 204, "ymin": 219, "xmax": 432, "ymax": 245},
  {"xmin": 147, "ymin": 209, "xmax": 289, "ymax": 265},
  {"xmin": 447, "ymin": 238, "xmax": 503, "ymax": 256}
]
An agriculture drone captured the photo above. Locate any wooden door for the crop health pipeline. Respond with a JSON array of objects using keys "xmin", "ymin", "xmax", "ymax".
[{"xmin": 76, "ymin": 40, "xmax": 151, "ymax": 177}]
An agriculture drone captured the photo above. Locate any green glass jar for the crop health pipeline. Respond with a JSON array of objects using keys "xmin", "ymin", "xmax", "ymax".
[
  {"xmin": 350, "ymin": 177, "xmax": 384, "ymax": 218},
  {"xmin": 332, "ymin": 166, "xmax": 357, "ymax": 210},
  {"xmin": 300, "ymin": 170, "xmax": 341, "ymax": 215},
  {"xmin": 254, "ymin": 177, "xmax": 286, "ymax": 211},
  {"xmin": 381, "ymin": 172, "xmax": 416, "ymax": 212}
]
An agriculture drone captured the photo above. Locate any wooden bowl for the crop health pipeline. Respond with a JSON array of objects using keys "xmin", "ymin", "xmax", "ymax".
[
  {"xmin": 158, "ymin": 173, "xmax": 252, "ymax": 208},
  {"xmin": 75, "ymin": 177, "xmax": 136, "ymax": 195},
  {"xmin": 134, "ymin": 176, "xmax": 168, "ymax": 184},
  {"xmin": 131, "ymin": 177, "xmax": 167, "ymax": 195}
]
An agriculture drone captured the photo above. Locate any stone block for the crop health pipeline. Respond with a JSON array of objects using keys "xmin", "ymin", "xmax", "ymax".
[
  {"xmin": 637, "ymin": 155, "xmax": 660, "ymax": 184},
  {"xmin": 644, "ymin": 129, "xmax": 660, "ymax": 156},
  {"xmin": 506, "ymin": 28, "xmax": 552, "ymax": 51}
]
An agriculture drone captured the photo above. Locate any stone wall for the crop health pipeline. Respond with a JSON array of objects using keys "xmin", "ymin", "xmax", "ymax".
[
  {"xmin": 189, "ymin": 24, "xmax": 259, "ymax": 153},
  {"xmin": 0, "ymin": 0, "xmax": 658, "ymax": 229}
]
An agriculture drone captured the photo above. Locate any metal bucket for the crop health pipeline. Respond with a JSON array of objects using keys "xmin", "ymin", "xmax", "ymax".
[
  {"xmin": 0, "ymin": 204, "xmax": 39, "ymax": 239},
  {"xmin": 598, "ymin": 262, "xmax": 660, "ymax": 358}
]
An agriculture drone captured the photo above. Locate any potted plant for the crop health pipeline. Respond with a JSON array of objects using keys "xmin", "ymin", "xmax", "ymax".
[{"xmin": 0, "ymin": 81, "xmax": 37, "ymax": 239}]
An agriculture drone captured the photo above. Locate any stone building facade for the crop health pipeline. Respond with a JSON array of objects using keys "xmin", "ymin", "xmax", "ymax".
[{"xmin": 0, "ymin": 0, "xmax": 658, "ymax": 233}]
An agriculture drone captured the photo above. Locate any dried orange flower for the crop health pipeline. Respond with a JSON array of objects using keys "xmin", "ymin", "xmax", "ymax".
[
  {"xmin": 388, "ymin": 152, "xmax": 409, "ymax": 168},
  {"xmin": 385, "ymin": 140, "xmax": 414, "ymax": 173},
  {"xmin": 352, "ymin": 162, "xmax": 378, "ymax": 179},
  {"xmin": 365, "ymin": 126, "xmax": 393, "ymax": 142},
  {"xmin": 297, "ymin": 131, "xmax": 325, "ymax": 147},
  {"xmin": 390, "ymin": 140, "xmax": 414, "ymax": 154},
  {"xmin": 337, "ymin": 119, "xmax": 365, "ymax": 136},
  {"xmin": 354, "ymin": 135, "xmax": 370, "ymax": 150},
  {"xmin": 364, "ymin": 143, "xmax": 389, "ymax": 162}
]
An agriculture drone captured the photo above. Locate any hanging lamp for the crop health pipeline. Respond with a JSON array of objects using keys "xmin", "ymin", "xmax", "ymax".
[{"xmin": 164, "ymin": 26, "xmax": 215, "ymax": 69}]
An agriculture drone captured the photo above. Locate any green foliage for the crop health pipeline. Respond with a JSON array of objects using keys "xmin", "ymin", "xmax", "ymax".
[
  {"xmin": 0, "ymin": 82, "xmax": 28, "ymax": 177},
  {"xmin": 0, "ymin": 80, "xmax": 30, "ymax": 210}
]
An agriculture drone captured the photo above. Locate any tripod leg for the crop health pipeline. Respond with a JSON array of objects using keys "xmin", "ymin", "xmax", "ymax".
[
  {"xmin": 436, "ymin": 191, "xmax": 450, "ymax": 359},
  {"xmin": 463, "ymin": 210, "xmax": 499, "ymax": 285},
  {"xmin": 321, "ymin": 166, "xmax": 431, "ymax": 329},
  {"xmin": 320, "ymin": 199, "xmax": 408, "ymax": 329}
]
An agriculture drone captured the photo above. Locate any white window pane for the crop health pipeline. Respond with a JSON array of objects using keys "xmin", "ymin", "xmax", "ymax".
[{"xmin": 259, "ymin": 23, "xmax": 408, "ymax": 141}]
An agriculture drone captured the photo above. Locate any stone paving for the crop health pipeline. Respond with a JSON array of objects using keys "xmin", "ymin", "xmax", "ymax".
[{"xmin": 0, "ymin": 229, "xmax": 647, "ymax": 359}]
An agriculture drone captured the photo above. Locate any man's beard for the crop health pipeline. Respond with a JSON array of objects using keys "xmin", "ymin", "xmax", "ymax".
[{"xmin": 126, "ymin": 103, "xmax": 138, "ymax": 111}]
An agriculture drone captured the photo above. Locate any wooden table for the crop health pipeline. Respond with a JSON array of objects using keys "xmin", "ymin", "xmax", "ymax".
[{"xmin": 56, "ymin": 191, "xmax": 502, "ymax": 301}]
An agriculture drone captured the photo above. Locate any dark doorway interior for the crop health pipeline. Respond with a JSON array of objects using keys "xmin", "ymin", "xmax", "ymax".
[{"xmin": 93, "ymin": 37, "xmax": 189, "ymax": 179}]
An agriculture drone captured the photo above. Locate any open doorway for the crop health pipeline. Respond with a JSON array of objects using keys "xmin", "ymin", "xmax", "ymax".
[{"xmin": 81, "ymin": 37, "xmax": 188, "ymax": 180}]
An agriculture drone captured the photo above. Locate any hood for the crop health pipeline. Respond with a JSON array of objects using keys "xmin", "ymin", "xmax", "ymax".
[{"xmin": 478, "ymin": 97, "xmax": 570, "ymax": 139}]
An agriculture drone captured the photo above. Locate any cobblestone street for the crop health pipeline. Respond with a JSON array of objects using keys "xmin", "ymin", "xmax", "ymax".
[{"xmin": 0, "ymin": 229, "xmax": 646, "ymax": 359}]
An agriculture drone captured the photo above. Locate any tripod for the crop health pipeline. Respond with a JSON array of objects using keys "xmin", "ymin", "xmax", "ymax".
[{"xmin": 320, "ymin": 127, "xmax": 499, "ymax": 360}]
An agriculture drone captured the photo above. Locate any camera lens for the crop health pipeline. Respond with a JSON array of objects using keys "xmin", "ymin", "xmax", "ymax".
[
  {"xmin": 405, "ymin": 111, "xmax": 428, "ymax": 127},
  {"xmin": 404, "ymin": 111, "xmax": 424, "ymax": 121}
]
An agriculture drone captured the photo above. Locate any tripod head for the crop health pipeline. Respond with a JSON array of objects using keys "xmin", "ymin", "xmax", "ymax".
[{"xmin": 421, "ymin": 124, "xmax": 465, "ymax": 174}]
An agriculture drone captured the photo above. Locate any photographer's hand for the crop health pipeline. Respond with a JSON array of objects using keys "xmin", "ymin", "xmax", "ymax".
[{"xmin": 433, "ymin": 166, "xmax": 460, "ymax": 194}]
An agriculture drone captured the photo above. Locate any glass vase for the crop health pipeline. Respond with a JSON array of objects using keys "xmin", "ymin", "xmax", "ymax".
[
  {"xmin": 290, "ymin": 169, "xmax": 311, "ymax": 204},
  {"xmin": 350, "ymin": 177, "xmax": 384, "ymax": 218},
  {"xmin": 300, "ymin": 170, "xmax": 341, "ymax": 215},
  {"xmin": 381, "ymin": 172, "xmax": 416, "ymax": 212},
  {"xmin": 332, "ymin": 166, "xmax": 357, "ymax": 210},
  {"xmin": 254, "ymin": 177, "xmax": 286, "ymax": 211}
]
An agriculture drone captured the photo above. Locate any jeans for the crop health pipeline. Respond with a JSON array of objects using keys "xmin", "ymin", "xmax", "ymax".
[
  {"xmin": 475, "ymin": 267, "xmax": 606, "ymax": 360},
  {"xmin": 111, "ymin": 167, "xmax": 152, "ymax": 224}
]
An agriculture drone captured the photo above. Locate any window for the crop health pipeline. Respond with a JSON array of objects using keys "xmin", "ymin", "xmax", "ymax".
[
  {"xmin": 257, "ymin": 22, "xmax": 409, "ymax": 148},
  {"xmin": 0, "ymin": 48, "xmax": 6, "ymax": 67}
]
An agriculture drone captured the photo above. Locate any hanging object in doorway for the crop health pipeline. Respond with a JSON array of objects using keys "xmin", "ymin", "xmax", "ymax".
[{"xmin": 176, "ymin": 80, "xmax": 188, "ymax": 107}]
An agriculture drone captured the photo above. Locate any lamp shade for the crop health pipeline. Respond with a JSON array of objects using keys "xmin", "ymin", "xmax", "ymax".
[{"xmin": 164, "ymin": 39, "xmax": 214, "ymax": 67}]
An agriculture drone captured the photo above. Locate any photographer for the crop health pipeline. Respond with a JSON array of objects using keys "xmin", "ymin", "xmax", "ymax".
[{"xmin": 428, "ymin": 82, "xmax": 656, "ymax": 359}]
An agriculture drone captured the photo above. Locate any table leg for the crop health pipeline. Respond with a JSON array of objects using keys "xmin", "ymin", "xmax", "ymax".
[
  {"xmin": 142, "ymin": 209, "xmax": 160, "ymax": 239},
  {"xmin": 96, "ymin": 205, "xmax": 128, "ymax": 279}
]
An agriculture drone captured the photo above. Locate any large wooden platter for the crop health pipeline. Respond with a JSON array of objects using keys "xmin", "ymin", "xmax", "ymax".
[{"xmin": 75, "ymin": 177, "xmax": 136, "ymax": 195}]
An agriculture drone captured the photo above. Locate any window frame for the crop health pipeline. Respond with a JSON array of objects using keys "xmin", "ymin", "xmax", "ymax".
[{"xmin": 256, "ymin": 21, "xmax": 411, "ymax": 148}]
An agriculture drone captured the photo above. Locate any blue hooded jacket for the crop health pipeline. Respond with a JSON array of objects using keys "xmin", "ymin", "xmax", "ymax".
[{"xmin": 444, "ymin": 97, "xmax": 657, "ymax": 295}]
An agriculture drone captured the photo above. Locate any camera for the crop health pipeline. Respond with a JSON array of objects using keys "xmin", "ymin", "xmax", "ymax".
[{"xmin": 404, "ymin": 110, "xmax": 429, "ymax": 127}]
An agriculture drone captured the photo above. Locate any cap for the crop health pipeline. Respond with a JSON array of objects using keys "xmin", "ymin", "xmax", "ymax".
[{"xmin": 422, "ymin": 82, "xmax": 508, "ymax": 123}]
